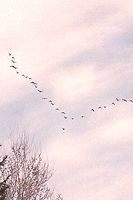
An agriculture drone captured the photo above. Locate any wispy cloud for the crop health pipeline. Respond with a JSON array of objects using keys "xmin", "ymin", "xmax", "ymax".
[{"xmin": 0, "ymin": 0, "xmax": 133, "ymax": 199}]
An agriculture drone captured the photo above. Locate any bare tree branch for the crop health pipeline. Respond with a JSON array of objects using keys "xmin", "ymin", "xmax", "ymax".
[{"xmin": 1, "ymin": 136, "xmax": 62, "ymax": 200}]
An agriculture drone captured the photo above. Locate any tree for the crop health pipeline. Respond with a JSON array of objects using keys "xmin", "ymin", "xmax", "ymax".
[
  {"xmin": 2, "ymin": 137, "xmax": 63, "ymax": 200},
  {"xmin": 0, "ymin": 145, "xmax": 9, "ymax": 200}
]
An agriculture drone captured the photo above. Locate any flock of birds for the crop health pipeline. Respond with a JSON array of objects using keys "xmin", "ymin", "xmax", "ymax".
[{"xmin": 9, "ymin": 53, "xmax": 133, "ymax": 132}]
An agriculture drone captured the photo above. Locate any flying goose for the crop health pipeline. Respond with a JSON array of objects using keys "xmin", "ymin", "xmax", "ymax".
[
  {"xmin": 11, "ymin": 60, "xmax": 16, "ymax": 63},
  {"xmin": 38, "ymin": 90, "xmax": 43, "ymax": 93},
  {"xmin": 61, "ymin": 112, "xmax": 66, "ymax": 114},
  {"xmin": 98, "ymin": 106, "xmax": 102, "ymax": 109},
  {"xmin": 122, "ymin": 99, "xmax": 127, "ymax": 102},
  {"xmin": 31, "ymin": 81, "xmax": 37, "ymax": 85},
  {"xmin": 10, "ymin": 65, "xmax": 17, "ymax": 69}
]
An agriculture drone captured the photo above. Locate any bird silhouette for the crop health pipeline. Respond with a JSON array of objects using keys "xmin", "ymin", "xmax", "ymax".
[
  {"xmin": 38, "ymin": 90, "xmax": 43, "ymax": 93},
  {"xmin": 112, "ymin": 102, "xmax": 115, "ymax": 105},
  {"xmin": 98, "ymin": 106, "xmax": 102, "ymax": 109},
  {"xmin": 55, "ymin": 108, "xmax": 59, "ymax": 111},
  {"xmin": 122, "ymin": 99, "xmax": 127, "ymax": 102},
  {"xmin": 91, "ymin": 109, "xmax": 95, "ymax": 112},
  {"xmin": 42, "ymin": 97, "xmax": 48, "ymax": 100},
  {"xmin": 31, "ymin": 81, "xmax": 37, "ymax": 85},
  {"xmin": 81, "ymin": 115, "xmax": 85, "ymax": 118},
  {"xmin": 61, "ymin": 112, "xmax": 66, "ymax": 114},
  {"xmin": 10, "ymin": 65, "xmax": 17, "ymax": 69},
  {"xmin": 116, "ymin": 98, "xmax": 119, "ymax": 101},
  {"xmin": 103, "ymin": 106, "xmax": 106, "ymax": 108},
  {"xmin": 11, "ymin": 60, "xmax": 16, "ymax": 63},
  {"xmin": 49, "ymin": 100, "xmax": 52, "ymax": 103},
  {"xmin": 12, "ymin": 57, "xmax": 15, "ymax": 59},
  {"xmin": 64, "ymin": 116, "xmax": 67, "ymax": 119},
  {"xmin": 51, "ymin": 103, "xmax": 54, "ymax": 106},
  {"xmin": 29, "ymin": 77, "xmax": 32, "ymax": 80},
  {"xmin": 16, "ymin": 71, "xmax": 19, "ymax": 74},
  {"xmin": 22, "ymin": 74, "xmax": 28, "ymax": 78},
  {"xmin": 71, "ymin": 117, "xmax": 74, "ymax": 120},
  {"xmin": 62, "ymin": 128, "xmax": 65, "ymax": 131},
  {"xmin": 9, "ymin": 53, "xmax": 11, "ymax": 56},
  {"xmin": 129, "ymin": 99, "xmax": 133, "ymax": 103}
]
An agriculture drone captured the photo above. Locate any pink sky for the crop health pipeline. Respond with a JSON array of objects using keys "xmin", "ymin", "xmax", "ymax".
[{"xmin": 0, "ymin": 1, "xmax": 133, "ymax": 199}]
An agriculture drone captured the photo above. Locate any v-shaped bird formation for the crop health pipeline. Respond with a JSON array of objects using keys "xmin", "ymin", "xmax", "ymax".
[{"xmin": 8, "ymin": 53, "xmax": 133, "ymax": 132}]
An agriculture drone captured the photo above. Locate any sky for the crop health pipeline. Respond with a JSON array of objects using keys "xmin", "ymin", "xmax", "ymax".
[{"xmin": 0, "ymin": 0, "xmax": 133, "ymax": 199}]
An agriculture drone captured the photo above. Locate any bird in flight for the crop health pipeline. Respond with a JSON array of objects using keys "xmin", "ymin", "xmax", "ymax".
[
  {"xmin": 122, "ymin": 99, "xmax": 127, "ymax": 102},
  {"xmin": 61, "ymin": 112, "xmax": 66, "ymax": 114},
  {"xmin": 62, "ymin": 128, "xmax": 65, "ymax": 131},
  {"xmin": 11, "ymin": 60, "xmax": 16, "ymax": 63},
  {"xmin": 71, "ymin": 117, "xmax": 74, "ymax": 120},
  {"xmin": 9, "ymin": 53, "xmax": 11, "ymax": 56},
  {"xmin": 22, "ymin": 74, "xmax": 28, "ymax": 78},
  {"xmin": 103, "ymin": 106, "xmax": 106, "ymax": 108},
  {"xmin": 38, "ymin": 90, "xmax": 43, "ymax": 93},
  {"xmin": 49, "ymin": 100, "xmax": 52, "ymax": 103},
  {"xmin": 12, "ymin": 56, "xmax": 15, "ymax": 59},
  {"xmin": 42, "ymin": 97, "xmax": 48, "ymax": 100},
  {"xmin": 31, "ymin": 81, "xmax": 37, "ymax": 85},
  {"xmin": 51, "ymin": 103, "xmax": 54, "ymax": 106},
  {"xmin": 116, "ymin": 98, "xmax": 119, "ymax": 101},
  {"xmin": 129, "ymin": 99, "xmax": 133, "ymax": 103},
  {"xmin": 16, "ymin": 71, "xmax": 19, "ymax": 74},
  {"xmin": 64, "ymin": 116, "xmax": 67, "ymax": 119},
  {"xmin": 55, "ymin": 108, "xmax": 59, "ymax": 111},
  {"xmin": 81, "ymin": 115, "xmax": 85, "ymax": 118},
  {"xmin": 29, "ymin": 77, "xmax": 32, "ymax": 80},
  {"xmin": 98, "ymin": 106, "xmax": 102, "ymax": 109},
  {"xmin": 91, "ymin": 109, "xmax": 95, "ymax": 112},
  {"xmin": 112, "ymin": 102, "xmax": 115, "ymax": 105},
  {"xmin": 10, "ymin": 65, "xmax": 17, "ymax": 69}
]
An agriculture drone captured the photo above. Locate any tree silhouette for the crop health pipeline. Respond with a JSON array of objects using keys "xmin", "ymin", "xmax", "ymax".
[
  {"xmin": 0, "ymin": 145, "xmax": 9, "ymax": 200},
  {"xmin": 2, "ymin": 137, "xmax": 63, "ymax": 200}
]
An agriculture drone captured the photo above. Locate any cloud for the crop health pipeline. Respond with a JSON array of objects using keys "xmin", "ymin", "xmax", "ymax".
[
  {"xmin": 0, "ymin": 0, "xmax": 133, "ymax": 200},
  {"xmin": 46, "ymin": 113, "xmax": 133, "ymax": 200}
]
